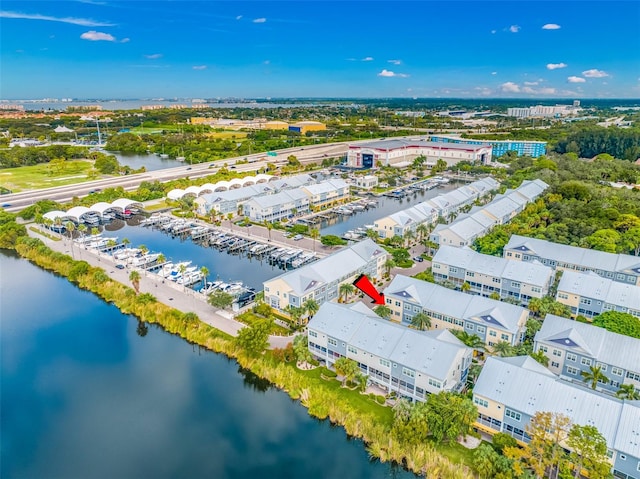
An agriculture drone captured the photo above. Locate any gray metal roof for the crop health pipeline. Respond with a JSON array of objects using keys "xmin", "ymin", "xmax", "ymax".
[
  {"xmin": 385, "ymin": 275, "xmax": 527, "ymax": 334},
  {"xmin": 433, "ymin": 245, "xmax": 553, "ymax": 287},
  {"xmin": 475, "ymin": 356, "xmax": 638, "ymax": 452},
  {"xmin": 301, "ymin": 178, "xmax": 348, "ymax": 195},
  {"xmin": 308, "ymin": 302, "xmax": 471, "ymax": 381},
  {"xmin": 614, "ymin": 402, "xmax": 640, "ymax": 458},
  {"xmin": 269, "ymin": 173, "xmax": 314, "ymax": 190},
  {"xmin": 247, "ymin": 189, "xmax": 309, "ymax": 209},
  {"xmin": 535, "ymin": 314, "xmax": 640, "ymax": 374},
  {"xmin": 352, "ymin": 139, "xmax": 489, "ymax": 152},
  {"xmin": 505, "ymin": 235, "xmax": 640, "ymax": 275},
  {"xmin": 268, "ymin": 239, "xmax": 386, "ymax": 295},
  {"xmin": 558, "ymin": 270, "xmax": 640, "ymax": 311}
]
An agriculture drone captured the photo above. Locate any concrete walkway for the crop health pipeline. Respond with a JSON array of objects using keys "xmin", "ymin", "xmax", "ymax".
[{"xmin": 29, "ymin": 227, "xmax": 296, "ymax": 348}]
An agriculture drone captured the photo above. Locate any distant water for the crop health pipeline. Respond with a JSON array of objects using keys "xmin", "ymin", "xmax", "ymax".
[
  {"xmin": 0, "ymin": 250, "xmax": 416, "ymax": 479},
  {"xmin": 110, "ymin": 152, "xmax": 184, "ymax": 172}
]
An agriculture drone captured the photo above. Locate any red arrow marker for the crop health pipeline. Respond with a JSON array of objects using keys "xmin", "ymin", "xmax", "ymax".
[{"xmin": 353, "ymin": 274, "xmax": 385, "ymax": 305}]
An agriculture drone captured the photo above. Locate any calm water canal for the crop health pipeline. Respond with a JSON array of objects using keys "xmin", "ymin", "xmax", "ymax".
[
  {"xmin": 0, "ymin": 251, "xmax": 416, "ymax": 479},
  {"xmin": 111, "ymin": 152, "xmax": 184, "ymax": 172}
]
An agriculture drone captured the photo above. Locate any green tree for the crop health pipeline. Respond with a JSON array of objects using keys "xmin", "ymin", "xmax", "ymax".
[
  {"xmin": 200, "ymin": 266, "xmax": 209, "ymax": 286},
  {"xmin": 581, "ymin": 365, "xmax": 609, "ymax": 390},
  {"xmin": 129, "ymin": 270, "xmax": 140, "ymax": 293},
  {"xmin": 333, "ymin": 356, "xmax": 360, "ymax": 386},
  {"xmin": 622, "ymin": 226, "xmax": 640, "ymax": 256},
  {"xmin": 585, "ymin": 229, "xmax": 621, "ymax": 253},
  {"xmin": 461, "ymin": 281, "xmax": 471, "ymax": 293},
  {"xmin": 491, "ymin": 432, "xmax": 518, "ymax": 454},
  {"xmin": 383, "ymin": 258, "xmax": 396, "ymax": 277},
  {"xmin": 293, "ymin": 334, "xmax": 313, "ymax": 364},
  {"xmin": 373, "ymin": 305, "xmax": 392, "ymax": 319},
  {"xmin": 473, "ymin": 443, "xmax": 501, "ymax": 479},
  {"xmin": 286, "ymin": 305, "xmax": 305, "ymax": 326},
  {"xmin": 302, "ymin": 298, "xmax": 319, "ymax": 322},
  {"xmin": 310, "ymin": 227, "xmax": 320, "ymax": 252},
  {"xmin": 492, "ymin": 341, "xmax": 514, "ymax": 357},
  {"xmin": 616, "ymin": 383, "xmax": 640, "ymax": 400},
  {"xmin": 338, "ymin": 282, "xmax": 355, "ymax": 303},
  {"xmin": 593, "ymin": 310, "xmax": 640, "ymax": 339},
  {"xmin": 425, "ymin": 392, "xmax": 477, "ymax": 444},
  {"xmin": 235, "ymin": 318, "xmax": 273, "ymax": 355},
  {"xmin": 208, "ymin": 289, "xmax": 234, "ymax": 309},
  {"xmin": 530, "ymin": 350, "xmax": 550, "ymax": 366},
  {"xmin": 410, "ymin": 312, "xmax": 431, "ymax": 331},
  {"xmin": 392, "ymin": 400, "xmax": 430, "ymax": 445},
  {"xmin": 566, "ymin": 424, "xmax": 611, "ymax": 479},
  {"xmin": 451, "ymin": 330, "xmax": 486, "ymax": 350}
]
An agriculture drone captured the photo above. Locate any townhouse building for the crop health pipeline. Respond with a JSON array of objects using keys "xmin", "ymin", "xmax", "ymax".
[
  {"xmin": 263, "ymin": 239, "xmax": 388, "ymax": 312},
  {"xmin": 308, "ymin": 302, "xmax": 473, "ymax": 400},
  {"xmin": 533, "ymin": 314, "xmax": 640, "ymax": 394},
  {"xmin": 300, "ymin": 179, "xmax": 350, "ymax": 209},
  {"xmin": 383, "ymin": 275, "xmax": 529, "ymax": 346},
  {"xmin": 504, "ymin": 235, "xmax": 640, "ymax": 286},
  {"xmin": 243, "ymin": 189, "xmax": 310, "ymax": 222},
  {"xmin": 373, "ymin": 177, "xmax": 499, "ymax": 239},
  {"xmin": 432, "ymin": 245, "xmax": 554, "ymax": 305},
  {"xmin": 473, "ymin": 356, "xmax": 640, "ymax": 479},
  {"xmin": 555, "ymin": 270, "xmax": 640, "ymax": 319}
]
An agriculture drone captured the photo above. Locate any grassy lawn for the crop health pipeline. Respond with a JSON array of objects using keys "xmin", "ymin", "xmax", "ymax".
[
  {"xmin": 144, "ymin": 200, "xmax": 172, "ymax": 212},
  {"xmin": 297, "ymin": 366, "xmax": 394, "ymax": 425},
  {"xmin": 204, "ymin": 131, "xmax": 248, "ymax": 139},
  {"xmin": 429, "ymin": 439, "xmax": 481, "ymax": 467},
  {"xmin": 0, "ymin": 160, "xmax": 96, "ymax": 192}
]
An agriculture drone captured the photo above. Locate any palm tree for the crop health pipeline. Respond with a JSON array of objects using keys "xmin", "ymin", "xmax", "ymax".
[
  {"xmin": 129, "ymin": 270, "xmax": 141, "ymax": 293},
  {"xmin": 383, "ymin": 258, "xmax": 396, "ymax": 277},
  {"xmin": 366, "ymin": 228, "xmax": 379, "ymax": 242},
  {"xmin": 227, "ymin": 212, "xmax": 233, "ymax": 231},
  {"xmin": 263, "ymin": 220, "xmax": 273, "ymax": 241},
  {"xmin": 139, "ymin": 244, "xmax": 149, "ymax": 256},
  {"xmin": 616, "ymin": 384, "xmax": 640, "ymax": 400},
  {"xmin": 461, "ymin": 282, "xmax": 472, "ymax": 293},
  {"xmin": 302, "ymin": 298, "xmax": 319, "ymax": 322},
  {"xmin": 178, "ymin": 263, "xmax": 187, "ymax": 290},
  {"xmin": 65, "ymin": 221, "xmax": 75, "ymax": 241},
  {"xmin": 339, "ymin": 283, "xmax": 355, "ymax": 303},
  {"xmin": 200, "ymin": 266, "xmax": 209, "ymax": 287},
  {"xmin": 90, "ymin": 226, "xmax": 100, "ymax": 237},
  {"xmin": 156, "ymin": 253, "xmax": 166, "ymax": 265},
  {"xmin": 451, "ymin": 330, "xmax": 486, "ymax": 350},
  {"xmin": 77, "ymin": 223, "xmax": 87, "ymax": 243},
  {"xmin": 492, "ymin": 341, "xmax": 514, "ymax": 357},
  {"xmin": 581, "ymin": 365, "xmax": 609, "ymax": 390},
  {"xmin": 403, "ymin": 229, "xmax": 416, "ymax": 248},
  {"xmin": 373, "ymin": 305, "xmax": 392, "ymax": 319},
  {"xmin": 122, "ymin": 237, "xmax": 130, "ymax": 248},
  {"xmin": 416, "ymin": 223, "xmax": 429, "ymax": 243},
  {"xmin": 410, "ymin": 312, "xmax": 431, "ymax": 331},
  {"xmin": 310, "ymin": 228, "xmax": 320, "ymax": 252},
  {"xmin": 286, "ymin": 305, "xmax": 304, "ymax": 326}
]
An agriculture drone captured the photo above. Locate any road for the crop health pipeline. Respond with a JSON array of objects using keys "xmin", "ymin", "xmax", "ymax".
[{"xmin": 1, "ymin": 136, "xmax": 425, "ymax": 213}]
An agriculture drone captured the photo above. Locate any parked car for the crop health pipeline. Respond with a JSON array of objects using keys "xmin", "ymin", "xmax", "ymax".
[
  {"xmin": 413, "ymin": 256, "xmax": 424, "ymax": 263},
  {"xmin": 293, "ymin": 234, "xmax": 304, "ymax": 241},
  {"xmin": 115, "ymin": 264, "xmax": 125, "ymax": 269}
]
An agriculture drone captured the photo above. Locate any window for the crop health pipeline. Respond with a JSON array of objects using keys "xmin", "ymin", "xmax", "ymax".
[
  {"xmin": 596, "ymin": 362, "xmax": 607, "ymax": 371},
  {"xmin": 505, "ymin": 409, "xmax": 521, "ymax": 421},
  {"xmin": 477, "ymin": 326, "xmax": 486, "ymax": 334},
  {"xmin": 627, "ymin": 371, "xmax": 640, "ymax": 381},
  {"xmin": 620, "ymin": 454, "xmax": 626, "ymax": 461},
  {"xmin": 309, "ymin": 330, "xmax": 317, "ymax": 338},
  {"xmin": 566, "ymin": 353, "xmax": 577, "ymax": 362},
  {"xmin": 395, "ymin": 301, "xmax": 401, "ymax": 307},
  {"xmin": 581, "ymin": 358, "xmax": 592, "ymax": 366},
  {"xmin": 466, "ymin": 323, "xmax": 474, "ymax": 330},
  {"xmin": 539, "ymin": 345, "xmax": 548, "ymax": 353},
  {"xmin": 580, "ymin": 298, "xmax": 592, "ymax": 305},
  {"xmin": 489, "ymin": 331, "xmax": 497, "ymax": 337},
  {"xmin": 380, "ymin": 358, "xmax": 390, "ymax": 368},
  {"xmin": 558, "ymin": 293, "xmax": 569, "ymax": 300},
  {"xmin": 511, "ymin": 281, "xmax": 521, "ymax": 288},
  {"xmin": 566, "ymin": 366, "xmax": 579, "ymax": 375},
  {"xmin": 474, "ymin": 397, "xmax": 488, "ymax": 408},
  {"xmin": 347, "ymin": 345, "xmax": 357, "ymax": 354},
  {"xmin": 450, "ymin": 267, "xmax": 458, "ymax": 273},
  {"xmin": 402, "ymin": 367, "xmax": 415, "ymax": 378},
  {"xmin": 328, "ymin": 338, "xmax": 337, "ymax": 347},
  {"xmin": 552, "ymin": 361, "xmax": 560, "ymax": 368},
  {"xmin": 428, "ymin": 378, "xmax": 441, "ymax": 388},
  {"xmin": 492, "ymin": 277, "xmax": 501, "ymax": 284},
  {"xmin": 553, "ymin": 349, "xmax": 562, "ymax": 357},
  {"xmin": 501, "ymin": 334, "xmax": 509, "ymax": 341},
  {"xmin": 531, "ymin": 286, "xmax": 541, "ymax": 293},
  {"xmin": 612, "ymin": 366, "xmax": 623, "ymax": 376}
]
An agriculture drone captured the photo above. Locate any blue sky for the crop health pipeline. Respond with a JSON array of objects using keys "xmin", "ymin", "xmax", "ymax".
[{"xmin": 1, "ymin": 1, "xmax": 639, "ymax": 99}]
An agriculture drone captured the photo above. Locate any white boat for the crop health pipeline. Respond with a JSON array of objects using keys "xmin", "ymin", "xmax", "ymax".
[
  {"xmin": 113, "ymin": 248, "xmax": 141, "ymax": 260},
  {"xmin": 130, "ymin": 253, "xmax": 160, "ymax": 267}
]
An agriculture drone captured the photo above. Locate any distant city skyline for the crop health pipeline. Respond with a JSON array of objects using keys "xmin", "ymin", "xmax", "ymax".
[{"xmin": 1, "ymin": 1, "xmax": 639, "ymax": 99}]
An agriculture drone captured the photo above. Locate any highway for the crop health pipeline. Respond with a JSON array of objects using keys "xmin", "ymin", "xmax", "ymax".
[
  {"xmin": 1, "ymin": 142, "xmax": 350, "ymax": 213},
  {"xmin": 1, "ymin": 136, "xmax": 424, "ymax": 213}
]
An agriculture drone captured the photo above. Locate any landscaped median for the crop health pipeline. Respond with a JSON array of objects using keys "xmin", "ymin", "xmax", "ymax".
[{"xmin": 11, "ymin": 232, "xmax": 474, "ymax": 478}]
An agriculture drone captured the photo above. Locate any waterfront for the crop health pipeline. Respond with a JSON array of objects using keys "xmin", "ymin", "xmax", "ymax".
[
  {"xmin": 0, "ymin": 250, "xmax": 415, "ymax": 479},
  {"xmin": 111, "ymin": 152, "xmax": 185, "ymax": 172},
  {"xmin": 320, "ymin": 181, "xmax": 461, "ymax": 237}
]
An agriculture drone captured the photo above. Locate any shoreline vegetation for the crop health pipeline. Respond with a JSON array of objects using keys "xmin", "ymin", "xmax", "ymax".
[{"xmin": 12, "ymin": 235, "xmax": 473, "ymax": 478}]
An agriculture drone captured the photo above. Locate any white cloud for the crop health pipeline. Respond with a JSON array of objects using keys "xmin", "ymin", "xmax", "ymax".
[
  {"xmin": 542, "ymin": 23, "xmax": 561, "ymax": 30},
  {"xmin": 361, "ymin": 56, "xmax": 374, "ymax": 62},
  {"xmin": 491, "ymin": 30, "xmax": 497, "ymax": 34},
  {"xmin": 80, "ymin": 30, "xmax": 115, "ymax": 41},
  {"xmin": 524, "ymin": 81, "xmax": 539, "ymax": 86},
  {"xmin": 509, "ymin": 25, "xmax": 520, "ymax": 33},
  {"xmin": 236, "ymin": 15, "xmax": 242, "ymax": 20},
  {"xmin": 388, "ymin": 59, "xmax": 401, "ymax": 65},
  {"xmin": 0, "ymin": 10, "xmax": 114, "ymax": 26},
  {"xmin": 491, "ymin": 71, "xmax": 497, "ymax": 75},
  {"xmin": 522, "ymin": 87, "xmax": 536, "ymax": 94},
  {"xmin": 192, "ymin": 65, "xmax": 207, "ymax": 70},
  {"xmin": 567, "ymin": 76, "xmax": 586, "ymax": 83},
  {"xmin": 253, "ymin": 17, "xmax": 266, "ymax": 23},
  {"xmin": 145, "ymin": 53, "xmax": 163, "ymax": 59},
  {"xmin": 263, "ymin": 60, "xmax": 270, "ymax": 65},
  {"xmin": 120, "ymin": 38, "xmax": 130, "ymax": 43},
  {"xmin": 582, "ymin": 69, "xmax": 609, "ymax": 78},
  {"xmin": 500, "ymin": 82, "xmax": 520, "ymax": 93},
  {"xmin": 378, "ymin": 69, "xmax": 408, "ymax": 78},
  {"xmin": 547, "ymin": 62, "xmax": 568, "ymax": 70},
  {"xmin": 538, "ymin": 87, "xmax": 557, "ymax": 95}
]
